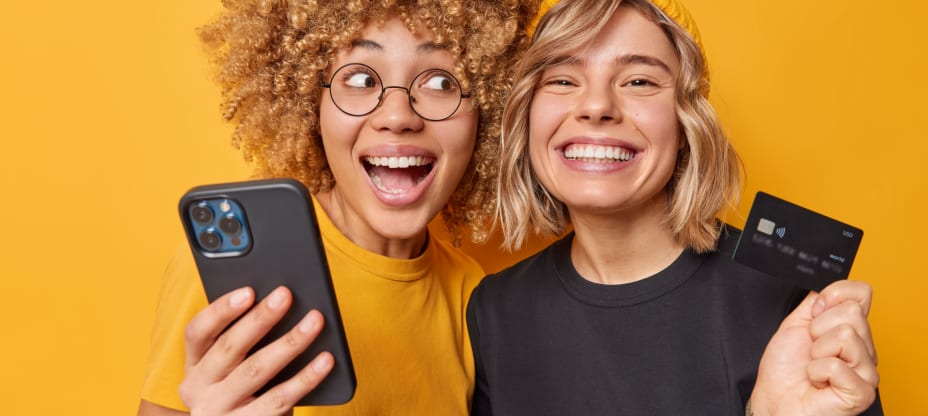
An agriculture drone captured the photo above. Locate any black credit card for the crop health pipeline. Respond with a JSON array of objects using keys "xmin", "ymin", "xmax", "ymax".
[{"xmin": 732, "ymin": 191, "xmax": 864, "ymax": 292}]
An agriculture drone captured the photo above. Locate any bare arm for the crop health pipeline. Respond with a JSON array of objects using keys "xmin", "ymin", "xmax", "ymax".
[{"xmin": 137, "ymin": 399, "xmax": 188, "ymax": 416}]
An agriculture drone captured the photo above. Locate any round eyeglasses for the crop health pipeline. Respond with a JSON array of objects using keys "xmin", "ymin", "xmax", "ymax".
[{"xmin": 321, "ymin": 63, "xmax": 471, "ymax": 122}]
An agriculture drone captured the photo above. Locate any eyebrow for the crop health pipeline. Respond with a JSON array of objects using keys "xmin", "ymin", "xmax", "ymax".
[
  {"xmin": 551, "ymin": 53, "xmax": 673, "ymax": 75},
  {"xmin": 351, "ymin": 39, "xmax": 450, "ymax": 54},
  {"xmin": 617, "ymin": 54, "xmax": 673, "ymax": 74}
]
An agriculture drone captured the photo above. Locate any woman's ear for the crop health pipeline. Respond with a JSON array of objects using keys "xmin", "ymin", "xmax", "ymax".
[{"xmin": 675, "ymin": 135, "xmax": 689, "ymax": 170}]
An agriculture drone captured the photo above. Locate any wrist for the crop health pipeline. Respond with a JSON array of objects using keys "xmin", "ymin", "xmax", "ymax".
[{"xmin": 746, "ymin": 393, "xmax": 776, "ymax": 416}]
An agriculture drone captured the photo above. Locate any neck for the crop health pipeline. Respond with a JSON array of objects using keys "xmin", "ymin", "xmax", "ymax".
[
  {"xmin": 568, "ymin": 195, "xmax": 685, "ymax": 285},
  {"xmin": 314, "ymin": 190, "xmax": 428, "ymax": 259}
]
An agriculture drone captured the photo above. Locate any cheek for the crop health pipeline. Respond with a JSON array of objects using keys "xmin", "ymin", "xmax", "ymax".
[
  {"xmin": 439, "ymin": 112, "xmax": 479, "ymax": 171},
  {"xmin": 319, "ymin": 96, "xmax": 364, "ymax": 145},
  {"xmin": 528, "ymin": 97, "xmax": 566, "ymax": 188},
  {"xmin": 528, "ymin": 96, "xmax": 563, "ymax": 144},
  {"xmin": 319, "ymin": 97, "xmax": 340, "ymax": 138},
  {"xmin": 527, "ymin": 126, "xmax": 559, "ymax": 195},
  {"xmin": 631, "ymin": 98, "xmax": 680, "ymax": 148},
  {"xmin": 319, "ymin": 89, "xmax": 339, "ymax": 122},
  {"xmin": 451, "ymin": 111, "xmax": 478, "ymax": 152},
  {"xmin": 528, "ymin": 136, "xmax": 554, "ymax": 193},
  {"xmin": 318, "ymin": 98, "xmax": 366, "ymax": 180},
  {"xmin": 636, "ymin": 100, "xmax": 682, "ymax": 187}
]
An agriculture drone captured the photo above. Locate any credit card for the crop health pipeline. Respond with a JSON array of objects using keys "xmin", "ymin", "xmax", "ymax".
[{"xmin": 732, "ymin": 191, "xmax": 864, "ymax": 292}]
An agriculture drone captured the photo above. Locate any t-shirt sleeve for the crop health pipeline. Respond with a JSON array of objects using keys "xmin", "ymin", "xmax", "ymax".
[{"xmin": 139, "ymin": 246, "xmax": 208, "ymax": 411}]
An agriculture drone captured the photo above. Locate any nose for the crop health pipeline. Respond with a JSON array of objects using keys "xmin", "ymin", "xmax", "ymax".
[
  {"xmin": 575, "ymin": 84, "xmax": 621, "ymax": 124},
  {"xmin": 370, "ymin": 86, "xmax": 424, "ymax": 133}
]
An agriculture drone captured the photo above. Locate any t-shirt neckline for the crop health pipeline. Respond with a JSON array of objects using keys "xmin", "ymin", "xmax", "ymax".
[{"xmin": 552, "ymin": 233, "xmax": 705, "ymax": 307}]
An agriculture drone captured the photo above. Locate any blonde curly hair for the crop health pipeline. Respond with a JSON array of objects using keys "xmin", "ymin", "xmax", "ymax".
[{"xmin": 199, "ymin": 0, "xmax": 538, "ymax": 245}]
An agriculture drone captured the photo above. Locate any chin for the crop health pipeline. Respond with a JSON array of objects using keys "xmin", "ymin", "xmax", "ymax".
[{"xmin": 373, "ymin": 209, "xmax": 433, "ymax": 238}]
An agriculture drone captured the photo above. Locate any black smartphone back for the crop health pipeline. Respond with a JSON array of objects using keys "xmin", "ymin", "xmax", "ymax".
[{"xmin": 179, "ymin": 178, "xmax": 355, "ymax": 406}]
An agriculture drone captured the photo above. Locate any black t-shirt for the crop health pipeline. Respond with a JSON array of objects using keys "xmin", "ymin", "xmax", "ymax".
[{"xmin": 467, "ymin": 227, "xmax": 882, "ymax": 415}]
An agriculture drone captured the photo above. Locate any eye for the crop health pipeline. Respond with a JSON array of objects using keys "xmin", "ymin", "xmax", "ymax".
[
  {"xmin": 342, "ymin": 69, "xmax": 378, "ymax": 89},
  {"xmin": 536, "ymin": 76, "xmax": 578, "ymax": 95},
  {"xmin": 418, "ymin": 70, "xmax": 459, "ymax": 93},
  {"xmin": 625, "ymin": 78, "xmax": 656, "ymax": 87},
  {"xmin": 537, "ymin": 75, "xmax": 579, "ymax": 91},
  {"xmin": 546, "ymin": 79, "xmax": 575, "ymax": 87}
]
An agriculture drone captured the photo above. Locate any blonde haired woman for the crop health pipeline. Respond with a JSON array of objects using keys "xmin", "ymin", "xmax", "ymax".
[{"xmin": 467, "ymin": 0, "xmax": 881, "ymax": 414}]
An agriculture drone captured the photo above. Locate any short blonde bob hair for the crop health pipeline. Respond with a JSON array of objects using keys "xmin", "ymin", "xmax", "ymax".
[
  {"xmin": 200, "ymin": 0, "xmax": 538, "ymax": 245},
  {"xmin": 497, "ymin": 0, "xmax": 741, "ymax": 252}
]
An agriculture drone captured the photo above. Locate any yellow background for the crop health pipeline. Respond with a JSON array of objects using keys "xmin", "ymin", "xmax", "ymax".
[{"xmin": 0, "ymin": 1, "xmax": 923, "ymax": 414}]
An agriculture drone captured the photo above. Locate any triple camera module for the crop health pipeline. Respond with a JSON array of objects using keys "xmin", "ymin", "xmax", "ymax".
[{"xmin": 186, "ymin": 198, "xmax": 252, "ymax": 257}]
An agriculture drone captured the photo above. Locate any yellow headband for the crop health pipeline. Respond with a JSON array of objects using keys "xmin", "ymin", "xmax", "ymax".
[
  {"xmin": 526, "ymin": 0, "xmax": 561, "ymax": 37},
  {"xmin": 527, "ymin": 0, "xmax": 704, "ymax": 60}
]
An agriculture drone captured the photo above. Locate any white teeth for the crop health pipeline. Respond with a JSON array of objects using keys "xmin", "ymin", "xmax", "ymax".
[
  {"xmin": 365, "ymin": 156, "xmax": 432, "ymax": 168},
  {"xmin": 563, "ymin": 144, "xmax": 635, "ymax": 162},
  {"xmin": 364, "ymin": 155, "xmax": 433, "ymax": 194}
]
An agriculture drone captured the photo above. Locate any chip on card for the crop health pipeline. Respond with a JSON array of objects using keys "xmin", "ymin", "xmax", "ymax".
[{"xmin": 732, "ymin": 192, "xmax": 864, "ymax": 292}]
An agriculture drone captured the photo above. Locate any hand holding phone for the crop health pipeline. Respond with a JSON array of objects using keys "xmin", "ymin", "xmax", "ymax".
[
  {"xmin": 178, "ymin": 178, "xmax": 356, "ymax": 407},
  {"xmin": 179, "ymin": 286, "xmax": 334, "ymax": 415}
]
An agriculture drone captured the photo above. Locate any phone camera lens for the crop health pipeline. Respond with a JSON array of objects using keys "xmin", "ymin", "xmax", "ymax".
[
  {"xmin": 199, "ymin": 229, "xmax": 223, "ymax": 251},
  {"xmin": 192, "ymin": 203, "xmax": 214, "ymax": 225},
  {"xmin": 219, "ymin": 215, "xmax": 242, "ymax": 235}
]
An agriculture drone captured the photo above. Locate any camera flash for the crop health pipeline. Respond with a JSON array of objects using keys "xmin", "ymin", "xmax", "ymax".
[{"xmin": 219, "ymin": 200, "xmax": 232, "ymax": 213}]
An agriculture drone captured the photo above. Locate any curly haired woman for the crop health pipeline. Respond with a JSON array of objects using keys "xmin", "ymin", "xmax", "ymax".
[{"xmin": 137, "ymin": 1, "xmax": 538, "ymax": 415}]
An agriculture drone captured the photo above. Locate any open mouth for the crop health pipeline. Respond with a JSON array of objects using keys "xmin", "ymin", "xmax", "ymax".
[
  {"xmin": 363, "ymin": 156, "xmax": 435, "ymax": 194},
  {"xmin": 563, "ymin": 144, "xmax": 637, "ymax": 163}
]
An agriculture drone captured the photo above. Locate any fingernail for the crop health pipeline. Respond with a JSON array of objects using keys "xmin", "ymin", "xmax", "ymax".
[
  {"xmin": 268, "ymin": 288, "xmax": 285, "ymax": 310},
  {"xmin": 299, "ymin": 312, "xmax": 320, "ymax": 334},
  {"xmin": 812, "ymin": 296, "xmax": 826, "ymax": 317},
  {"xmin": 312, "ymin": 353, "xmax": 333, "ymax": 373},
  {"xmin": 230, "ymin": 288, "xmax": 251, "ymax": 308}
]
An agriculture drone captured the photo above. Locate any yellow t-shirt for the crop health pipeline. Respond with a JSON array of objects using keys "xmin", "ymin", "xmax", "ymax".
[{"xmin": 140, "ymin": 198, "xmax": 484, "ymax": 415}]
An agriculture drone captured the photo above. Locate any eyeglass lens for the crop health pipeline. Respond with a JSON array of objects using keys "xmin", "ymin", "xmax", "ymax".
[{"xmin": 326, "ymin": 63, "xmax": 465, "ymax": 121}]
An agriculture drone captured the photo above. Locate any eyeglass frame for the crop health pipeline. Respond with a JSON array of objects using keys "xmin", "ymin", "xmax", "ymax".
[{"xmin": 320, "ymin": 63, "xmax": 472, "ymax": 122}]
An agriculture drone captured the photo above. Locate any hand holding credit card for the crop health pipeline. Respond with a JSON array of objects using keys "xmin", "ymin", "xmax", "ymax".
[{"xmin": 732, "ymin": 191, "xmax": 864, "ymax": 292}]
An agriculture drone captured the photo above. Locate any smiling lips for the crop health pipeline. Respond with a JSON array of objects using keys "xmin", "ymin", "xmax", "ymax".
[
  {"xmin": 563, "ymin": 143, "xmax": 636, "ymax": 163},
  {"xmin": 364, "ymin": 155, "xmax": 435, "ymax": 194}
]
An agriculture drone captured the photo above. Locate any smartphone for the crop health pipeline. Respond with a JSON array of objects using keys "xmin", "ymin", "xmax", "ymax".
[{"xmin": 179, "ymin": 178, "xmax": 356, "ymax": 406}]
